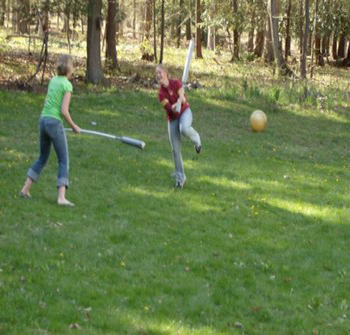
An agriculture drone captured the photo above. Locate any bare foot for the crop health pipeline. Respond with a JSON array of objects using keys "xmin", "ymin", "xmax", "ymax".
[
  {"xmin": 57, "ymin": 199, "xmax": 75, "ymax": 206},
  {"xmin": 19, "ymin": 192, "xmax": 31, "ymax": 199}
]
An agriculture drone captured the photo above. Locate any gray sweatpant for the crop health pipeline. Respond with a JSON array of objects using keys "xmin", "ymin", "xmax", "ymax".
[{"xmin": 168, "ymin": 108, "xmax": 201, "ymax": 184}]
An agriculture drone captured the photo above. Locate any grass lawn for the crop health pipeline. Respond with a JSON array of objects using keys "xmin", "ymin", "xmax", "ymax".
[{"xmin": 1, "ymin": 38, "xmax": 350, "ymax": 334}]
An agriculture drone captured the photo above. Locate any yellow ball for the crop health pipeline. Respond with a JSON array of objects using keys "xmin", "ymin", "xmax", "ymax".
[{"xmin": 250, "ymin": 110, "xmax": 267, "ymax": 132}]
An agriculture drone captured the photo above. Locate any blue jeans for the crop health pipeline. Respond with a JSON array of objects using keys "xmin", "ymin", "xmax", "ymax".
[
  {"xmin": 168, "ymin": 108, "xmax": 201, "ymax": 184},
  {"xmin": 27, "ymin": 117, "xmax": 69, "ymax": 188}
]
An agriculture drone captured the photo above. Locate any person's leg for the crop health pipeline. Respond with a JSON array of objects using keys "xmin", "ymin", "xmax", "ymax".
[
  {"xmin": 46, "ymin": 119, "xmax": 74, "ymax": 206},
  {"xmin": 179, "ymin": 108, "xmax": 201, "ymax": 152},
  {"xmin": 168, "ymin": 119, "xmax": 186, "ymax": 186},
  {"xmin": 22, "ymin": 118, "xmax": 52, "ymax": 196}
]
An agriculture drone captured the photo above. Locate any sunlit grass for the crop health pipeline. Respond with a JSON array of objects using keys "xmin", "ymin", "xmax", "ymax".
[{"xmin": 1, "ymin": 30, "xmax": 350, "ymax": 334}]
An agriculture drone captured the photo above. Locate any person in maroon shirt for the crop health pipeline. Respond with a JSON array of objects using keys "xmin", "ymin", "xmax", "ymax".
[{"xmin": 156, "ymin": 64, "xmax": 201, "ymax": 188}]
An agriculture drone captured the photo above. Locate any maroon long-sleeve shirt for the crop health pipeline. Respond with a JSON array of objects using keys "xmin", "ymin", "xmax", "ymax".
[{"xmin": 158, "ymin": 79, "xmax": 190, "ymax": 121}]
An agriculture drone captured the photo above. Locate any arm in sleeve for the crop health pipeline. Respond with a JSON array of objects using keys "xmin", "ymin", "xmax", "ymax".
[{"xmin": 159, "ymin": 91, "xmax": 175, "ymax": 118}]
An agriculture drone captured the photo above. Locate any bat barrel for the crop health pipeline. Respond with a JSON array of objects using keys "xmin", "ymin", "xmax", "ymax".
[{"xmin": 121, "ymin": 136, "xmax": 146, "ymax": 150}]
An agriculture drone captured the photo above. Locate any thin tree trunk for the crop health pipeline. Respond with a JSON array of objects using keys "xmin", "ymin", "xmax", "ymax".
[
  {"xmin": 299, "ymin": 0, "xmax": 303, "ymax": 55},
  {"xmin": 321, "ymin": 34, "xmax": 330, "ymax": 59},
  {"xmin": 268, "ymin": 0, "xmax": 294, "ymax": 77},
  {"xmin": 0, "ymin": 0, "xmax": 6, "ymax": 26},
  {"xmin": 132, "ymin": 0, "xmax": 136, "ymax": 39},
  {"xmin": 145, "ymin": 0, "xmax": 152, "ymax": 40},
  {"xmin": 12, "ymin": 0, "xmax": 18, "ymax": 32},
  {"xmin": 106, "ymin": 0, "xmax": 118, "ymax": 70},
  {"xmin": 247, "ymin": 5, "xmax": 255, "ymax": 53},
  {"xmin": 284, "ymin": 0, "xmax": 291, "ymax": 60},
  {"xmin": 119, "ymin": 0, "xmax": 124, "ymax": 37},
  {"xmin": 332, "ymin": 34, "xmax": 338, "ymax": 60},
  {"xmin": 159, "ymin": 0, "xmax": 165, "ymax": 64},
  {"xmin": 232, "ymin": 0, "xmax": 239, "ymax": 60},
  {"xmin": 264, "ymin": 12, "xmax": 274, "ymax": 63},
  {"xmin": 195, "ymin": 0, "xmax": 203, "ymax": 58},
  {"xmin": 86, "ymin": 0, "xmax": 105, "ymax": 84},
  {"xmin": 301, "ymin": 0, "xmax": 309, "ymax": 79},
  {"xmin": 66, "ymin": 14, "xmax": 71, "ymax": 53},
  {"xmin": 312, "ymin": 0, "xmax": 323, "ymax": 66},
  {"xmin": 254, "ymin": 30, "xmax": 264, "ymax": 57},
  {"xmin": 338, "ymin": 34, "xmax": 346, "ymax": 59},
  {"xmin": 248, "ymin": 29, "xmax": 254, "ymax": 53},
  {"xmin": 177, "ymin": 0, "xmax": 184, "ymax": 48},
  {"xmin": 153, "ymin": 0, "xmax": 157, "ymax": 62}
]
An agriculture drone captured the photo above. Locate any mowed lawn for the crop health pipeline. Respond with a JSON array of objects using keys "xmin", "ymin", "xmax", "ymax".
[{"xmin": 1, "ymin": 72, "xmax": 350, "ymax": 335}]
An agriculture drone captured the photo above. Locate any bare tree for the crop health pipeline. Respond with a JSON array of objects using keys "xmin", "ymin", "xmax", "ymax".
[{"xmin": 86, "ymin": 0, "xmax": 105, "ymax": 84}]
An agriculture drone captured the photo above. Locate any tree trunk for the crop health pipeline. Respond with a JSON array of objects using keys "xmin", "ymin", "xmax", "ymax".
[
  {"xmin": 159, "ymin": 0, "xmax": 165, "ymax": 64},
  {"xmin": 144, "ymin": 0, "xmax": 152, "ymax": 40},
  {"xmin": 86, "ymin": 0, "xmax": 105, "ymax": 84},
  {"xmin": 186, "ymin": 18, "xmax": 191, "ymax": 40},
  {"xmin": 301, "ymin": 0, "xmax": 309, "ymax": 79},
  {"xmin": 176, "ymin": 0, "xmax": 184, "ymax": 48},
  {"xmin": 347, "ymin": 40, "xmax": 350, "ymax": 61},
  {"xmin": 106, "ymin": 0, "xmax": 118, "ymax": 70},
  {"xmin": 153, "ymin": 0, "xmax": 157, "ymax": 62},
  {"xmin": 195, "ymin": 0, "xmax": 203, "ymax": 58},
  {"xmin": 254, "ymin": 30, "xmax": 264, "ymax": 57},
  {"xmin": 284, "ymin": 0, "xmax": 291, "ymax": 60},
  {"xmin": 132, "ymin": 0, "xmax": 136, "ymax": 39},
  {"xmin": 338, "ymin": 34, "xmax": 346, "ymax": 59},
  {"xmin": 18, "ymin": 0, "xmax": 30, "ymax": 34},
  {"xmin": 43, "ymin": 0, "xmax": 50, "ymax": 32},
  {"xmin": 315, "ymin": 36, "xmax": 324, "ymax": 66},
  {"xmin": 299, "ymin": 0, "xmax": 303, "ymax": 56},
  {"xmin": 264, "ymin": 12, "xmax": 274, "ymax": 63},
  {"xmin": 321, "ymin": 34, "xmax": 330, "ymax": 59},
  {"xmin": 248, "ymin": 29, "xmax": 254, "ymax": 53},
  {"xmin": 12, "ymin": 0, "xmax": 18, "ymax": 32},
  {"xmin": 312, "ymin": 0, "xmax": 323, "ymax": 66},
  {"xmin": 332, "ymin": 35, "xmax": 338, "ymax": 60},
  {"xmin": 119, "ymin": 0, "xmax": 124, "ymax": 37},
  {"xmin": 232, "ymin": 0, "xmax": 239, "ymax": 60},
  {"xmin": 0, "ymin": 0, "xmax": 6, "ymax": 26},
  {"xmin": 268, "ymin": 0, "xmax": 294, "ymax": 77},
  {"xmin": 247, "ymin": 4, "xmax": 255, "ymax": 53}
]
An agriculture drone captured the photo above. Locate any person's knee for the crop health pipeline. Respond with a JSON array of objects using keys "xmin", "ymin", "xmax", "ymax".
[{"xmin": 180, "ymin": 125, "xmax": 190, "ymax": 136}]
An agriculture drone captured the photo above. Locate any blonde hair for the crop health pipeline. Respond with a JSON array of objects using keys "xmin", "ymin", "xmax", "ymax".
[
  {"xmin": 156, "ymin": 64, "xmax": 168, "ymax": 75},
  {"xmin": 57, "ymin": 55, "xmax": 73, "ymax": 76}
]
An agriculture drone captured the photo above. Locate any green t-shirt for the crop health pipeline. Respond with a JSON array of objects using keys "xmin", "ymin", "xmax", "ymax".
[{"xmin": 41, "ymin": 76, "xmax": 73, "ymax": 122}]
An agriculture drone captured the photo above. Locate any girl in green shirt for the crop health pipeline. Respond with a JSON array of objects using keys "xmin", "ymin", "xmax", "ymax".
[{"xmin": 20, "ymin": 55, "xmax": 81, "ymax": 206}]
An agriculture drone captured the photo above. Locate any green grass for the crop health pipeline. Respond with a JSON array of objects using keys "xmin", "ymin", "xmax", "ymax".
[{"xmin": 1, "ymin": 36, "xmax": 350, "ymax": 334}]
